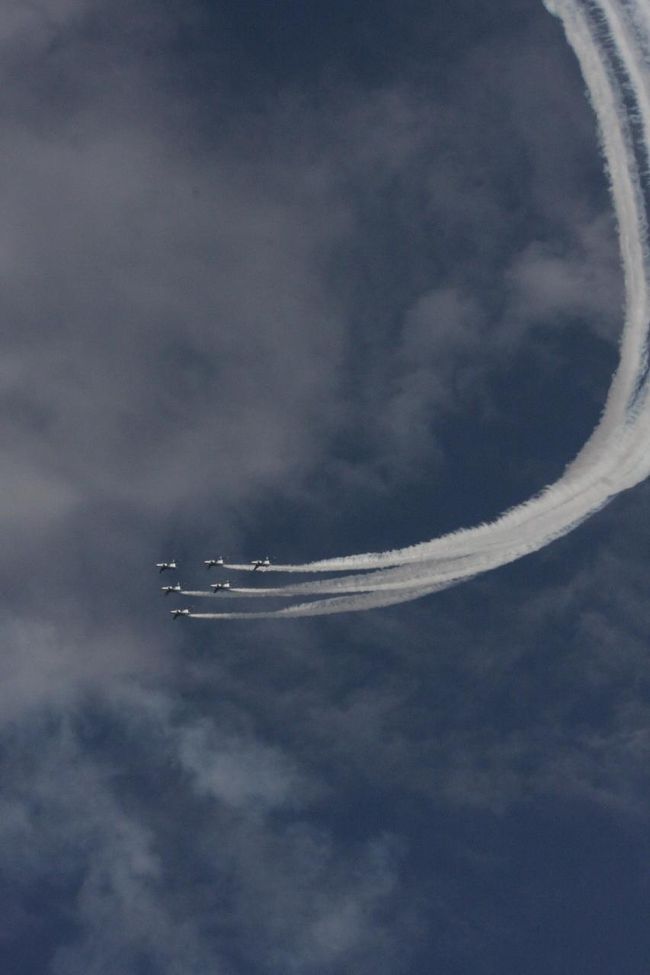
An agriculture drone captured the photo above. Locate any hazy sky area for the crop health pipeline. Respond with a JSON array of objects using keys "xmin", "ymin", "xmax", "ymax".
[{"xmin": 2, "ymin": 0, "xmax": 650, "ymax": 972}]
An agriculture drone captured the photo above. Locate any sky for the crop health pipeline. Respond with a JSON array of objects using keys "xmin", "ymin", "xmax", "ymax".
[{"xmin": 2, "ymin": 0, "xmax": 650, "ymax": 972}]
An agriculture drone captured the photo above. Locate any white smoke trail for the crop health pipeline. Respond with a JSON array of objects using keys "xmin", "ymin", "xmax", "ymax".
[
  {"xmin": 188, "ymin": 584, "xmax": 453, "ymax": 620},
  {"xmin": 195, "ymin": 0, "xmax": 650, "ymax": 620}
]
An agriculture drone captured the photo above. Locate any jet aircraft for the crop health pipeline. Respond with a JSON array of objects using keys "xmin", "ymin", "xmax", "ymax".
[
  {"xmin": 251, "ymin": 558, "xmax": 271, "ymax": 571},
  {"xmin": 171, "ymin": 608, "xmax": 191, "ymax": 619},
  {"xmin": 156, "ymin": 560, "xmax": 177, "ymax": 573},
  {"xmin": 210, "ymin": 581, "xmax": 231, "ymax": 591},
  {"xmin": 204, "ymin": 558, "xmax": 225, "ymax": 568},
  {"xmin": 161, "ymin": 583, "xmax": 182, "ymax": 595}
]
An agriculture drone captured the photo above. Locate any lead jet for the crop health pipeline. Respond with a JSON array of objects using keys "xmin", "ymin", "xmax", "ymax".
[
  {"xmin": 204, "ymin": 558, "xmax": 225, "ymax": 569},
  {"xmin": 156, "ymin": 560, "xmax": 177, "ymax": 573},
  {"xmin": 210, "ymin": 581, "xmax": 231, "ymax": 591},
  {"xmin": 171, "ymin": 608, "xmax": 191, "ymax": 619},
  {"xmin": 161, "ymin": 582, "xmax": 182, "ymax": 596},
  {"xmin": 251, "ymin": 557, "xmax": 271, "ymax": 571}
]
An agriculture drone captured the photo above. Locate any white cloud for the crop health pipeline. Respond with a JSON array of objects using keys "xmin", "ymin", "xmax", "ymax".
[
  {"xmin": 176, "ymin": 721, "xmax": 303, "ymax": 810},
  {"xmin": 506, "ymin": 213, "xmax": 624, "ymax": 342},
  {"xmin": 0, "ymin": 0, "xmax": 88, "ymax": 44},
  {"xmin": 378, "ymin": 287, "xmax": 484, "ymax": 466},
  {"xmin": 0, "ymin": 689, "xmax": 413, "ymax": 975}
]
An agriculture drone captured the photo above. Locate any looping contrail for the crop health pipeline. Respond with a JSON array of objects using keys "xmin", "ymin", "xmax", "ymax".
[{"xmin": 195, "ymin": 0, "xmax": 650, "ymax": 620}]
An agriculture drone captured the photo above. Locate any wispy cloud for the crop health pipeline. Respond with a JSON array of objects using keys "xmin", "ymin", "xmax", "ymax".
[{"xmin": 0, "ymin": 689, "xmax": 414, "ymax": 974}]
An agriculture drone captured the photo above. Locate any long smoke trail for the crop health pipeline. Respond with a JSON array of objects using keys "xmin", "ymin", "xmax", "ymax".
[{"xmin": 195, "ymin": 0, "xmax": 650, "ymax": 620}]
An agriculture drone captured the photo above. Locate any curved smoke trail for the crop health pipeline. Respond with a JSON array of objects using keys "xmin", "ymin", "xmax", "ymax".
[{"xmin": 195, "ymin": 0, "xmax": 650, "ymax": 620}]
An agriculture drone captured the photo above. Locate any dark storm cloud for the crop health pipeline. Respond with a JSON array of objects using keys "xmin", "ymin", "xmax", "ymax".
[{"xmin": 2, "ymin": 0, "xmax": 648, "ymax": 973}]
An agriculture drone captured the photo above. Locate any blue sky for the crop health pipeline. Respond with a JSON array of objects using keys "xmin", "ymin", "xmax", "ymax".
[{"xmin": 2, "ymin": 0, "xmax": 650, "ymax": 972}]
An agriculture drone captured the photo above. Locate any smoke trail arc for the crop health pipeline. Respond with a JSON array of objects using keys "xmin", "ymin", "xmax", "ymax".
[{"xmin": 195, "ymin": 0, "xmax": 650, "ymax": 620}]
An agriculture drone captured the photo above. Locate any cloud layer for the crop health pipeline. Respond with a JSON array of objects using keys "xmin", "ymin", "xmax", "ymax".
[{"xmin": 3, "ymin": 2, "xmax": 649, "ymax": 973}]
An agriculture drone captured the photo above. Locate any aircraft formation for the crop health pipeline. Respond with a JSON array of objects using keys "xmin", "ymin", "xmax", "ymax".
[{"xmin": 157, "ymin": 557, "xmax": 270, "ymax": 619}]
